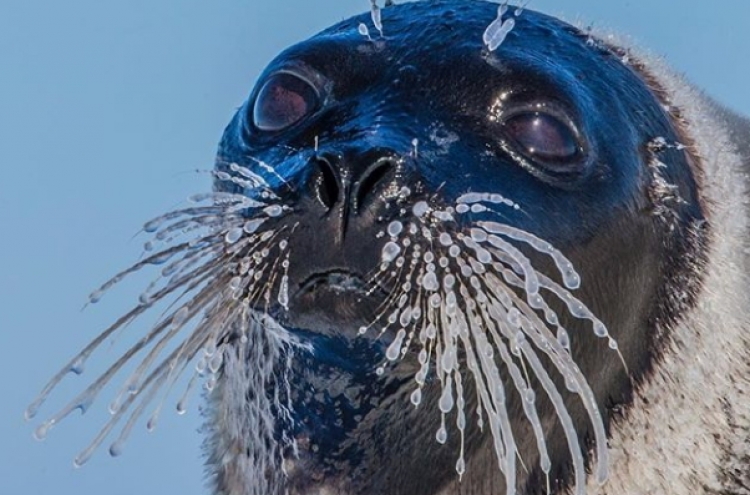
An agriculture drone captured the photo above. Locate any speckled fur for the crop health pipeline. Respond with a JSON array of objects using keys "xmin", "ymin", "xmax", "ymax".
[{"xmin": 581, "ymin": 45, "xmax": 750, "ymax": 495}]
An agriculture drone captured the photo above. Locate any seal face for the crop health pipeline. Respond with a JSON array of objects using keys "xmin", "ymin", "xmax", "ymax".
[
  {"xmin": 206, "ymin": 1, "xmax": 706, "ymax": 493},
  {"xmin": 30, "ymin": 1, "xmax": 730, "ymax": 495}
]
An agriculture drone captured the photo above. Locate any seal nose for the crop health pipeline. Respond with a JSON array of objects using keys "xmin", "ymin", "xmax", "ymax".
[
  {"xmin": 312, "ymin": 154, "xmax": 341, "ymax": 210},
  {"xmin": 311, "ymin": 150, "xmax": 398, "ymax": 213}
]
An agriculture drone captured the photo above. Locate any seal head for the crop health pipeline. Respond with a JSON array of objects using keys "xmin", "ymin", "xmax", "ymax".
[
  {"xmin": 29, "ymin": 2, "xmax": 726, "ymax": 495},
  {"xmin": 209, "ymin": 1, "xmax": 707, "ymax": 494}
]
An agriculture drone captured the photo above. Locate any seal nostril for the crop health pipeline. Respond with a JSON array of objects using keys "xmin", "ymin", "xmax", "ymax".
[
  {"xmin": 355, "ymin": 158, "xmax": 396, "ymax": 210},
  {"xmin": 314, "ymin": 156, "xmax": 340, "ymax": 209}
]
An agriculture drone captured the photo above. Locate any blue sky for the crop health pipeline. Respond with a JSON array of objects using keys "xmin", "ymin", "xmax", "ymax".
[{"xmin": 2, "ymin": 1, "xmax": 748, "ymax": 494}]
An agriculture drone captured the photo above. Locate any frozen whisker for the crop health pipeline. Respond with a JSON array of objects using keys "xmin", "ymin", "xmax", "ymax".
[
  {"xmin": 369, "ymin": 210, "xmax": 613, "ymax": 492},
  {"xmin": 477, "ymin": 221, "xmax": 581, "ymax": 289},
  {"xmin": 456, "ymin": 192, "xmax": 520, "ymax": 211},
  {"xmin": 483, "ymin": 3, "xmax": 516, "ymax": 52},
  {"xmin": 142, "ymin": 204, "xmax": 242, "ymax": 234},
  {"xmin": 28, "ymin": 179, "xmax": 294, "ymax": 461},
  {"xmin": 188, "ymin": 190, "xmax": 264, "ymax": 207},
  {"xmin": 467, "ymin": 262, "xmax": 603, "ymax": 489},
  {"xmin": 108, "ymin": 302, "xmax": 206, "ymax": 413},
  {"xmin": 358, "ymin": 23, "xmax": 373, "ymax": 41},
  {"xmin": 90, "ymin": 287, "xmax": 243, "ymax": 464},
  {"xmin": 212, "ymin": 170, "xmax": 271, "ymax": 193},
  {"xmin": 86, "ymin": 242, "xmax": 208, "ymax": 306},
  {"xmin": 370, "ymin": 0, "xmax": 384, "ymax": 37},
  {"xmin": 26, "ymin": 307, "xmax": 143, "ymax": 423},
  {"xmin": 362, "ymin": 246, "xmax": 416, "ymax": 339},
  {"xmin": 34, "ymin": 271, "xmax": 228, "ymax": 440},
  {"xmin": 487, "ymin": 270, "xmax": 609, "ymax": 484},
  {"xmin": 75, "ymin": 325, "xmax": 218, "ymax": 466},
  {"xmin": 474, "ymin": 299, "xmax": 552, "ymax": 477},
  {"xmin": 150, "ymin": 214, "xmax": 234, "ymax": 245},
  {"xmin": 488, "ymin": 252, "xmax": 617, "ymax": 352},
  {"xmin": 36, "ymin": 243, "xmax": 231, "ymax": 413},
  {"xmin": 216, "ymin": 158, "xmax": 290, "ymax": 199}
]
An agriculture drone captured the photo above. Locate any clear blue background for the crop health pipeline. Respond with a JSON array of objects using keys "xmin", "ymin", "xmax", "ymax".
[{"xmin": 2, "ymin": 1, "xmax": 747, "ymax": 494}]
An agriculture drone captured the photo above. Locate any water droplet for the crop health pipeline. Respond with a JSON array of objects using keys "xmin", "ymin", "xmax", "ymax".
[
  {"xmin": 358, "ymin": 22, "xmax": 370, "ymax": 39},
  {"xmin": 143, "ymin": 218, "xmax": 164, "ymax": 233},
  {"xmin": 413, "ymin": 201, "xmax": 430, "ymax": 217},
  {"xmin": 278, "ymin": 275, "xmax": 289, "ymax": 309},
  {"xmin": 456, "ymin": 457, "xmax": 466, "ymax": 477},
  {"xmin": 483, "ymin": 6, "xmax": 516, "ymax": 51},
  {"xmin": 387, "ymin": 221, "xmax": 403, "ymax": 237},
  {"xmin": 381, "ymin": 241, "xmax": 401, "ymax": 263},
  {"xmin": 470, "ymin": 228, "xmax": 488, "ymax": 243},
  {"xmin": 399, "ymin": 309, "xmax": 412, "ymax": 328},
  {"xmin": 70, "ymin": 356, "xmax": 86, "ymax": 375},
  {"xmin": 426, "ymin": 323, "xmax": 437, "ymax": 339},
  {"xmin": 429, "ymin": 293, "xmax": 442, "ymax": 309},
  {"xmin": 432, "ymin": 210, "xmax": 454, "ymax": 222},
  {"xmin": 594, "ymin": 321, "xmax": 608, "ymax": 338},
  {"xmin": 439, "ymin": 378, "xmax": 454, "ymax": 413},
  {"xmin": 208, "ymin": 352, "xmax": 224, "ymax": 374},
  {"xmin": 386, "ymin": 329, "xmax": 407, "ymax": 361},
  {"xmin": 225, "ymin": 228, "xmax": 243, "ymax": 244},
  {"xmin": 557, "ymin": 328, "xmax": 570, "ymax": 349},
  {"xmin": 243, "ymin": 218, "xmax": 265, "ymax": 234},
  {"xmin": 410, "ymin": 388, "xmax": 422, "ymax": 406},
  {"xmin": 109, "ymin": 440, "xmax": 124, "ymax": 457},
  {"xmin": 436, "ymin": 424, "xmax": 448, "ymax": 444},
  {"xmin": 172, "ymin": 306, "xmax": 190, "ymax": 328},
  {"xmin": 196, "ymin": 356, "xmax": 207, "ymax": 374},
  {"xmin": 33, "ymin": 421, "xmax": 53, "ymax": 441},
  {"xmin": 264, "ymin": 205, "xmax": 284, "ymax": 217},
  {"xmin": 422, "ymin": 272, "xmax": 439, "ymax": 291},
  {"xmin": 370, "ymin": 0, "xmax": 383, "ymax": 36},
  {"xmin": 88, "ymin": 290, "xmax": 103, "ymax": 304}
]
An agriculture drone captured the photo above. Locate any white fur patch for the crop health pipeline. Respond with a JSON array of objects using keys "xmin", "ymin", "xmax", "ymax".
[{"xmin": 585, "ymin": 44, "xmax": 750, "ymax": 495}]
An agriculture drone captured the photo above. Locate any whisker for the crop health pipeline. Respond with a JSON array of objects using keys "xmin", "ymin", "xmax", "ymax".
[{"xmin": 369, "ymin": 193, "xmax": 615, "ymax": 492}]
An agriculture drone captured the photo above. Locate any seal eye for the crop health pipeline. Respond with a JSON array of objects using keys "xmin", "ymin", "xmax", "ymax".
[
  {"xmin": 503, "ymin": 112, "xmax": 581, "ymax": 166},
  {"xmin": 253, "ymin": 72, "xmax": 319, "ymax": 132}
]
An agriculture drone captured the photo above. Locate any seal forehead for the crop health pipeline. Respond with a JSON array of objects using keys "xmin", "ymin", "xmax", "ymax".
[
  {"xmin": 235, "ymin": 2, "xmax": 698, "ymax": 250},
  {"xmin": 264, "ymin": 0, "xmax": 668, "ymax": 151},
  {"xmin": 303, "ymin": 1, "xmax": 613, "ymax": 78}
]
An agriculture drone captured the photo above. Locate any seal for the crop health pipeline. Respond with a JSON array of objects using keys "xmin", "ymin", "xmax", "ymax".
[{"xmin": 27, "ymin": 2, "xmax": 750, "ymax": 495}]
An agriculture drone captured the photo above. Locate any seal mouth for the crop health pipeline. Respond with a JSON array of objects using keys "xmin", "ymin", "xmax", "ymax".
[
  {"xmin": 281, "ymin": 269, "xmax": 390, "ymax": 334},
  {"xmin": 294, "ymin": 269, "xmax": 388, "ymax": 297}
]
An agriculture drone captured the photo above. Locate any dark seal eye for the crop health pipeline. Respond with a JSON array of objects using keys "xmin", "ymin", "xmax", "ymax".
[
  {"xmin": 503, "ymin": 112, "xmax": 581, "ymax": 165},
  {"xmin": 252, "ymin": 72, "xmax": 319, "ymax": 132}
]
